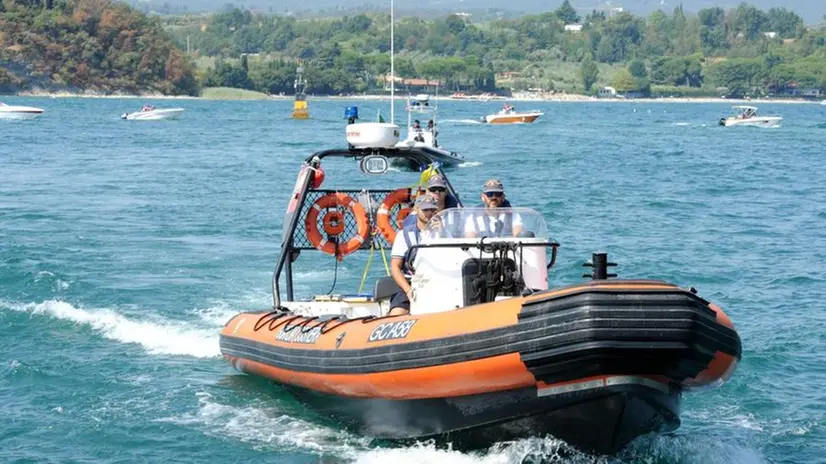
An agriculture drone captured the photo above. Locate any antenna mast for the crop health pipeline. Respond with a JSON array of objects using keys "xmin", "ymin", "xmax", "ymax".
[{"xmin": 390, "ymin": 0, "xmax": 395, "ymax": 124}]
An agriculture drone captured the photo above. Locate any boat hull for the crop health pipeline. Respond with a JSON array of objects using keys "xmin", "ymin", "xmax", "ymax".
[
  {"xmin": 391, "ymin": 143, "xmax": 465, "ymax": 169},
  {"xmin": 0, "ymin": 107, "xmax": 44, "ymax": 120},
  {"xmin": 485, "ymin": 112, "xmax": 543, "ymax": 124},
  {"xmin": 219, "ymin": 281, "xmax": 740, "ymax": 453},
  {"xmin": 122, "ymin": 108, "xmax": 184, "ymax": 120},
  {"xmin": 279, "ymin": 374, "xmax": 679, "ymax": 454},
  {"xmin": 721, "ymin": 116, "xmax": 782, "ymax": 127}
]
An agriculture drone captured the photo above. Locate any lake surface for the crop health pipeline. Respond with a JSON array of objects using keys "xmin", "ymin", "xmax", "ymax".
[{"xmin": 2, "ymin": 96, "xmax": 825, "ymax": 463}]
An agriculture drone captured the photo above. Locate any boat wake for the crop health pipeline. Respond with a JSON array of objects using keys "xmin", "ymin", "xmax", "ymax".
[
  {"xmin": 159, "ymin": 391, "xmax": 372, "ymax": 459},
  {"xmin": 0, "ymin": 299, "xmax": 231, "ymax": 358},
  {"xmin": 441, "ymin": 119, "xmax": 484, "ymax": 125},
  {"xmin": 165, "ymin": 392, "xmax": 768, "ymax": 464},
  {"xmin": 458, "ymin": 161, "xmax": 482, "ymax": 168}
]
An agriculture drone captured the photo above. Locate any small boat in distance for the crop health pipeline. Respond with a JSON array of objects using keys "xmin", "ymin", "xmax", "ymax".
[
  {"xmin": 393, "ymin": 94, "xmax": 465, "ymax": 168},
  {"xmin": 482, "ymin": 103, "xmax": 543, "ymax": 124},
  {"xmin": 719, "ymin": 106, "xmax": 782, "ymax": 127},
  {"xmin": 121, "ymin": 105, "xmax": 184, "ymax": 120},
  {"xmin": 344, "ymin": 102, "xmax": 465, "ymax": 170},
  {"xmin": 0, "ymin": 102, "xmax": 44, "ymax": 120}
]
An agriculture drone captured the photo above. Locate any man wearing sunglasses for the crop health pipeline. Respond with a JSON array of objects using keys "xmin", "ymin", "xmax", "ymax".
[
  {"xmin": 402, "ymin": 174, "xmax": 459, "ymax": 229},
  {"xmin": 464, "ymin": 179, "xmax": 524, "ymax": 238}
]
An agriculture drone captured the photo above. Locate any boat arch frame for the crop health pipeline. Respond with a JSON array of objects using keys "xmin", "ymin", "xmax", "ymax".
[{"xmin": 271, "ymin": 146, "xmax": 464, "ymax": 307}]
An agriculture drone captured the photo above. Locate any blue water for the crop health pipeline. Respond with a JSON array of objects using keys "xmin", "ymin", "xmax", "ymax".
[{"xmin": 2, "ymin": 96, "xmax": 825, "ymax": 463}]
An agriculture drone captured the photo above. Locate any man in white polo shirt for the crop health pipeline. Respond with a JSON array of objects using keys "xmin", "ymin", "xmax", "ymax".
[{"xmin": 388, "ymin": 195, "xmax": 439, "ymax": 316}]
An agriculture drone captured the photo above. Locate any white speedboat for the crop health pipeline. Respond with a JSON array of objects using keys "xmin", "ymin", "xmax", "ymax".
[
  {"xmin": 482, "ymin": 105, "xmax": 543, "ymax": 124},
  {"xmin": 719, "ymin": 106, "xmax": 781, "ymax": 127},
  {"xmin": 393, "ymin": 94, "xmax": 465, "ymax": 168},
  {"xmin": 0, "ymin": 102, "xmax": 44, "ymax": 120},
  {"xmin": 121, "ymin": 106, "xmax": 184, "ymax": 120}
]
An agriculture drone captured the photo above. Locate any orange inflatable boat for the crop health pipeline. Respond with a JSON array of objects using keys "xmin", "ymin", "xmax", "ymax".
[{"xmin": 219, "ymin": 139, "xmax": 741, "ymax": 454}]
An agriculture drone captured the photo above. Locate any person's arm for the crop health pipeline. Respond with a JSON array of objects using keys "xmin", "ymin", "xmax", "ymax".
[
  {"xmin": 390, "ymin": 235, "xmax": 412, "ymax": 296},
  {"xmin": 463, "ymin": 215, "xmax": 478, "ymax": 238},
  {"xmin": 512, "ymin": 212, "xmax": 524, "ymax": 236},
  {"xmin": 390, "ymin": 257, "xmax": 411, "ymax": 295}
]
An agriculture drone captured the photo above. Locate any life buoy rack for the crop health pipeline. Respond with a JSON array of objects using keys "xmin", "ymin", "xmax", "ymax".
[
  {"xmin": 305, "ymin": 193, "xmax": 370, "ymax": 260},
  {"xmin": 377, "ymin": 188, "xmax": 413, "ymax": 243}
]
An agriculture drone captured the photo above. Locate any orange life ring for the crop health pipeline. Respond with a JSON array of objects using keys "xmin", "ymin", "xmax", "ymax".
[
  {"xmin": 322, "ymin": 210, "xmax": 345, "ymax": 236},
  {"xmin": 377, "ymin": 188, "xmax": 413, "ymax": 243},
  {"xmin": 305, "ymin": 193, "xmax": 369, "ymax": 260}
]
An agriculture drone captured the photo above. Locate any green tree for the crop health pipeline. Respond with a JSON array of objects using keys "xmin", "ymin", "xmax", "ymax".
[
  {"xmin": 611, "ymin": 68, "xmax": 638, "ymax": 92},
  {"xmin": 628, "ymin": 59, "xmax": 647, "ymax": 78},
  {"xmin": 580, "ymin": 54, "xmax": 599, "ymax": 91},
  {"xmin": 555, "ymin": 0, "xmax": 580, "ymax": 24},
  {"xmin": 767, "ymin": 8, "xmax": 803, "ymax": 39},
  {"xmin": 643, "ymin": 10, "xmax": 671, "ymax": 56},
  {"xmin": 698, "ymin": 7, "xmax": 727, "ymax": 53},
  {"xmin": 706, "ymin": 58, "xmax": 767, "ymax": 97},
  {"xmin": 730, "ymin": 3, "xmax": 768, "ymax": 41}
]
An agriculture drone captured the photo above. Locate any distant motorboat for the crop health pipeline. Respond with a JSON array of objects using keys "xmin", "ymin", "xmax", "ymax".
[
  {"xmin": 393, "ymin": 94, "xmax": 465, "ymax": 168},
  {"xmin": 482, "ymin": 106, "xmax": 543, "ymax": 124},
  {"xmin": 121, "ymin": 106, "xmax": 184, "ymax": 120},
  {"xmin": 718, "ymin": 106, "xmax": 781, "ymax": 127},
  {"xmin": 0, "ymin": 102, "xmax": 44, "ymax": 120}
]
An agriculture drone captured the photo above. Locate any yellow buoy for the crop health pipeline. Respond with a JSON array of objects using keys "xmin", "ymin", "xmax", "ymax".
[
  {"xmin": 293, "ymin": 64, "xmax": 309, "ymax": 119},
  {"xmin": 293, "ymin": 98, "xmax": 308, "ymax": 119}
]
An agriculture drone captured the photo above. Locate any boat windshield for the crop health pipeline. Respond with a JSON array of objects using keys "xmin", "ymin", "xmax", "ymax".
[
  {"xmin": 421, "ymin": 207, "xmax": 549, "ymax": 242},
  {"xmin": 733, "ymin": 106, "xmax": 757, "ymax": 117}
]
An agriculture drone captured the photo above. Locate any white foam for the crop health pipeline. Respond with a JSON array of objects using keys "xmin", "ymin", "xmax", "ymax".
[
  {"xmin": 684, "ymin": 406, "xmax": 765, "ymax": 431},
  {"xmin": 159, "ymin": 392, "xmax": 371, "ymax": 457},
  {"xmin": 458, "ymin": 161, "xmax": 482, "ymax": 168},
  {"xmin": 166, "ymin": 395, "xmax": 586, "ymax": 462},
  {"xmin": 355, "ymin": 445, "xmax": 500, "ymax": 464},
  {"xmin": 0, "ymin": 299, "xmax": 221, "ymax": 358},
  {"xmin": 34, "ymin": 271, "xmax": 55, "ymax": 280},
  {"xmin": 442, "ymin": 119, "xmax": 484, "ymax": 125},
  {"xmin": 294, "ymin": 269, "xmax": 338, "ymax": 281},
  {"xmin": 356, "ymin": 436, "xmax": 594, "ymax": 464},
  {"xmin": 629, "ymin": 434, "xmax": 767, "ymax": 464},
  {"xmin": 193, "ymin": 302, "xmax": 248, "ymax": 327}
]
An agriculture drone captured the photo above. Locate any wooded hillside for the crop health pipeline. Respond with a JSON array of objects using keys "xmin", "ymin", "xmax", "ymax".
[{"xmin": 0, "ymin": 0, "xmax": 198, "ymax": 95}]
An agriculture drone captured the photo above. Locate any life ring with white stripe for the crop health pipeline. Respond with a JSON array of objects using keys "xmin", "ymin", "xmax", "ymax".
[
  {"xmin": 376, "ymin": 188, "xmax": 413, "ymax": 243},
  {"xmin": 305, "ymin": 193, "xmax": 369, "ymax": 260}
]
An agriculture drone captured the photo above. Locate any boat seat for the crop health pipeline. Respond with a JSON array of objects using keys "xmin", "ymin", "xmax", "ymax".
[
  {"xmin": 312, "ymin": 294, "xmax": 372, "ymax": 303},
  {"xmin": 374, "ymin": 276, "xmax": 402, "ymax": 301}
]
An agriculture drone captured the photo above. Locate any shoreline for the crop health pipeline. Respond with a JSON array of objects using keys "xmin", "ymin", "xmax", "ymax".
[{"xmin": 8, "ymin": 90, "xmax": 821, "ymax": 105}]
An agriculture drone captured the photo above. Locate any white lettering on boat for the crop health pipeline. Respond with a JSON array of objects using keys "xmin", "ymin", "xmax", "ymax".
[
  {"xmin": 275, "ymin": 326, "xmax": 322, "ymax": 344},
  {"xmin": 368, "ymin": 320, "xmax": 417, "ymax": 342}
]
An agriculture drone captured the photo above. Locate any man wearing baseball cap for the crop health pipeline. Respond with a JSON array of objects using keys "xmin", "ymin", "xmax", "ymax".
[
  {"xmin": 464, "ymin": 178, "xmax": 524, "ymax": 238},
  {"xmin": 402, "ymin": 173, "xmax": 459, "ymax": 229},
  {"xmin": 389, "ymin": 195, "xmax": 439, "ymax": 315}
]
